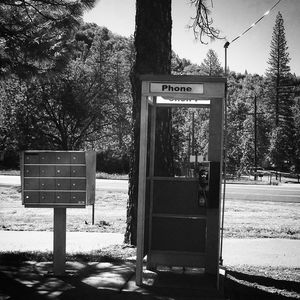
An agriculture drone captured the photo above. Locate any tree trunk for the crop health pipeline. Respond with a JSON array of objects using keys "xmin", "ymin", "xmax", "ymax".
[{"xmin": 124, "ymin": 0, "xmax": 172, "ymax": 245}]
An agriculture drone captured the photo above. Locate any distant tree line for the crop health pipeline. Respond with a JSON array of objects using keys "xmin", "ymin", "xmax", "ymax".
[{"xmin": 0, "ymin": 6, "xmax": 299, "ymax": 174}]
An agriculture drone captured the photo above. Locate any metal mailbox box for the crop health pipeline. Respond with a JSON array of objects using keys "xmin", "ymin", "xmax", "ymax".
[{"xmin": 21, "ymin": 151, "xmax": 96, "ymax": 208}]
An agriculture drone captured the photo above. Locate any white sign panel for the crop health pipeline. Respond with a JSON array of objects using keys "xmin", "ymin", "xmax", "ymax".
[
  {"xmin": 150, "ymin": 82, "xmax": 204, "ymax": 94},
  {"xmin": 156, "ymin": 97, "xmax": 210, "ymax": 105}
]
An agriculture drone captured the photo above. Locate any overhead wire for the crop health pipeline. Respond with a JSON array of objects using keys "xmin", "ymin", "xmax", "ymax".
[{"xmin": 229, "ymin": 0, "xmax": 282, "ymax": 44}]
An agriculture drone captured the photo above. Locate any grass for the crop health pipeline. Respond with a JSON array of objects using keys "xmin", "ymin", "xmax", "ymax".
[
  {"xmin": 0, "ymin": 169, "xmax": 129, "ymax": 180},
  {"xmin": 223, "ymin": 200, "xmax": 300, "ymax": 239},
  {"xmin": 0, "ymin": 186, "xmax": 127, "ymax": 233},
  {"xmin": 1, "ymin": 185, "xmax": 300, "ymax": 239},
  {"xmin": 0, "ymin": 169, "xmax": 20, "ymax": 176},
  {"xmin": 0, "ymin": 244, "xmax": 136, "ymax": 264},
  {"xmin": 96, "ymin": 172, "xmax": 128, "ymax": 180}
]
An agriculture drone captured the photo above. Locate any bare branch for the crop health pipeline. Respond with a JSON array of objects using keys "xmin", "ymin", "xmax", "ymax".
[{"xmin": 189, "ymin": 0, "xmax": 224, "ymax": 44}]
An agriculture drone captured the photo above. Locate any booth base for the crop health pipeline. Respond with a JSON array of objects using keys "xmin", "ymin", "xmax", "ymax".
[
  {"xmin": 139, "ymin": 265, "xmax": 226, "ymax": 299},
  {"xmin": 147, "ymin": 250, "xmax": 206, "ymax": 270}
]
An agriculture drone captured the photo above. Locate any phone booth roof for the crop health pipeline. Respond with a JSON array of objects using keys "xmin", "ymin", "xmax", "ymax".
[{"xmin": 140, "ymin": 75, "xmax": 226, "ymax": 104}]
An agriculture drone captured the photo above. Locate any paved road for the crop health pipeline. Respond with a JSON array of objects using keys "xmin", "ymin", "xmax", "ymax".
[
  {"xmin": 1, "ymin": 175, "xmax": 300, "ymax": 203},
  {"xmin": 223, "ymin": 184, "xmax": 300, "ymax": 203}
]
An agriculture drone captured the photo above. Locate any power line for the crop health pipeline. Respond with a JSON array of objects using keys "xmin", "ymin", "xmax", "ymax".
[{"xmin": 229, "ymin": 0, "xmax": 282, "ymax": 44}]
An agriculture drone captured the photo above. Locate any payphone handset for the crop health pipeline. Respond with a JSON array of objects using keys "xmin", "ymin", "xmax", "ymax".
[{"xmin": 197, "ymin": 162, "xmax": 210, "ymax": 207}]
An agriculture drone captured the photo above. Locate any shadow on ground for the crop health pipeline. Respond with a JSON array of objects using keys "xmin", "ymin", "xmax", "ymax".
[
  {"xmin": 0, "ymin": 254, "xmax": 299, "ymax": 300},
  {"xmin": 225, "ymin": 270, "xmax": 300, "ymax": 300}
]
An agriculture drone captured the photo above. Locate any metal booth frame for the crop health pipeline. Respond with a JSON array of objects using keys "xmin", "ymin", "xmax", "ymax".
[{"xmin": 136, "ymin": 75, "xmax": 226, "ymax": 287}]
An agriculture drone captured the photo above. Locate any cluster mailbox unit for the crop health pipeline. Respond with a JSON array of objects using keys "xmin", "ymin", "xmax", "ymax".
[
  {"xmin": 20, "ymin": 150, "xmax": 96, "ymax": 275},
  {"xmin": 21, "ymin": 151, "xmax": 95, "ymax": 208}
]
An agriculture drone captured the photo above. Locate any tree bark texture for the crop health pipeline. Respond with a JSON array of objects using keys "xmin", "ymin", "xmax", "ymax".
[{"xmin": 124, "ymin": 0, "xmax": 172, "ymax": 245}]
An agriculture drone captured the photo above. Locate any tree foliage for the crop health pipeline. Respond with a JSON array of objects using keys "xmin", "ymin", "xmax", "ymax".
[
  {"xmin": 0, "ymin": 0, "xmax": 95, "ymax": 76},
  {"xmin": 0, "ymin": 25, "xmax": 133, "ymax": 156},
  {"xmin": 200, "ymin": 49, "xmax": 223, "ymax": 76}
]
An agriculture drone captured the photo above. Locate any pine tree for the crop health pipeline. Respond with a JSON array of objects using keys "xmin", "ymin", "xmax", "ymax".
[
  {"xmin": 200, "ymin": 49, "xmax": 223, "ymax": 76},
  {"xmin": 265, "ymin": 12, "xmax": 295, "ymax": 171}
]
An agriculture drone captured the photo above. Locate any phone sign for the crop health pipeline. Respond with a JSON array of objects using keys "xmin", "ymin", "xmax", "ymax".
[{"xmin": 150, "ymin": 83, "xmax": 204, "ymax": 94}]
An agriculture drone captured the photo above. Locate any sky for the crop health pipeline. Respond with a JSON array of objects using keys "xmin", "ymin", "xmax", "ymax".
[{"xmin": 83, "ymin": 0, "xmax": 300, "ymax": 76}]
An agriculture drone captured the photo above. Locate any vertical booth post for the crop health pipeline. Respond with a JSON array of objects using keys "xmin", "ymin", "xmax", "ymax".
[
  {"xmin": 136, "ymin": 91, "xmax": 149, "ymax": 284},
  {"xmin": 206, "ymin": 98, "xmax": 224, "ymax": 276},
  {"xmin": 135, "ymin": 75, "xmax": 226, "ymax": 289}
]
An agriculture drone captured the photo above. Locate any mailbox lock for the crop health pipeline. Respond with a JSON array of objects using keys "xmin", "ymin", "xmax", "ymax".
[
  {"xmin": 57, "ymin": 170, "xmax": 61, "ymax": 174},
  {"xmin": 57, "ymin": 183, "xmax": 61, "ymax": 187}
]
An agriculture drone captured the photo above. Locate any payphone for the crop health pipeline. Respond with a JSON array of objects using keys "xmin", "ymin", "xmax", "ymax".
[
  {"xmin": 136, "ymin": 75, "xmax": 225, "ymax": 290},
  {"xmin": 198, "ymin": 162, "xmax": 210, "ymax": 207},
  {"xmin": 197, "ymin": 161, "xmax": 221, "ymax": 209}
]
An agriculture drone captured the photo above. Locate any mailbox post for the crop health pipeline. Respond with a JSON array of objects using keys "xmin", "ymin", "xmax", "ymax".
[
  {"xmin": 21, "ymin": 150, "xmax": 96, "ymax": 275},
  {"xmin": 136, "ymin": 75, "xmax": 225, "ymax": 288}
]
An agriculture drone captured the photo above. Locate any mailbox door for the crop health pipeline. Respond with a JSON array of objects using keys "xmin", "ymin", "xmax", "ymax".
[
  {"xmin": 40, "ymin": 192, "xmax": 55, "ymax": 203},
  {"xmin": 40, "ymin": 166, "xmax": 56, "ymax": 177},
  {"xmin": 70, "ymin": 152, "xmax": 85, "ymax": 164},
  {"xmin": 24, "ymin": 166, "xmax": 39, "ymax": 177},
  {"xmin": 55, "ymin": 179, "xmax": 71, "ymax": 190},
  {"xmin": 24, "ymin": 191, "xmax": 39, "ymax": 203},
  {"xmin": 71, "ymin": 166, "xmax": 86, "ymax": 177},
  {"xmin": 70, "ymin": 192, "xmax": 86, "ymax": 204},
  {"xmin": 71, "ymin": 179, "xmax": 86, "ymax": 190},
  {"xmin": 39, "ymin": 152, "xmax": 56, "ymax": 164},
  {"xmin": 55, "ymin": 192, "xmax": 70, "ymax": 203},
  {"xmin": 24, "ymin": 178, "xmax": 39, "ymax": 190},
  {"xmin": 55, "ymin": 152, "xmax": 71, "ymax": 164},
  {"xmin": 55, "ymin": 166, "xmax": 70, "ymax": 177},
  {"xmin": 39, "ymin": 178, "xmax": 55, "ymax": 190},
  {"xmin": 24, "ymin": 153, "xmax": 39, "ymax": 164}
]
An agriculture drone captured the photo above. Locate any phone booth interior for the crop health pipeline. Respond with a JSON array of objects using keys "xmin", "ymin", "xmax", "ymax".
[{"xmin": 136, "ymin": 75, "xmax": 226, "ymax": 288}]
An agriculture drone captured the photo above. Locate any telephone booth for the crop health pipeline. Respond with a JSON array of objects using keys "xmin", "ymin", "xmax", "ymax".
[{"xmin": 136, "ymin": 75, "xmax": 226, "ymax": 289}]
